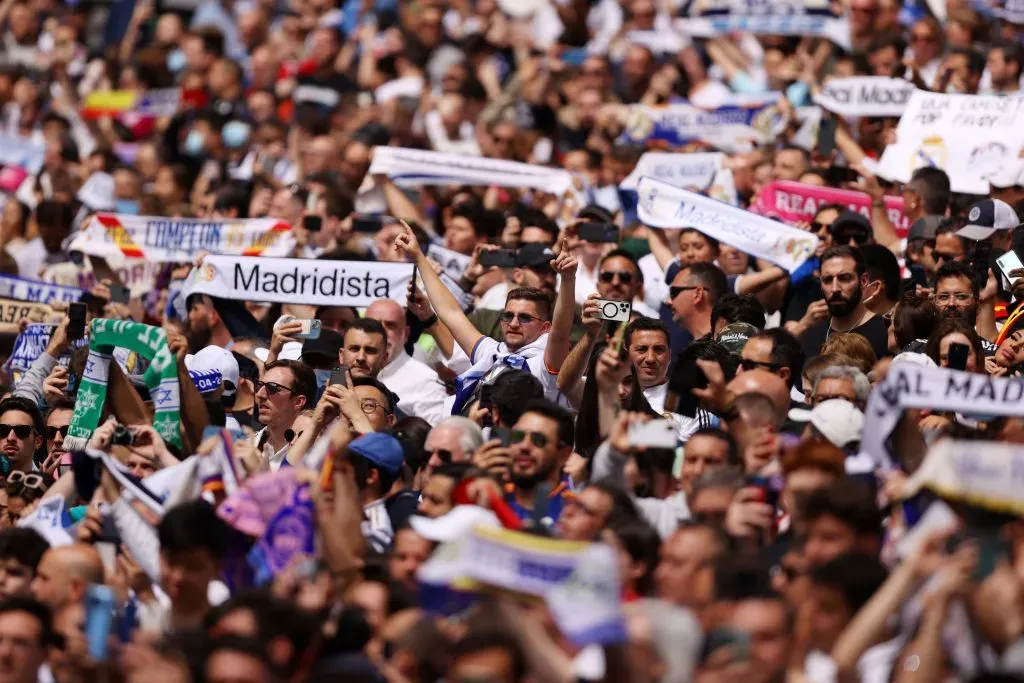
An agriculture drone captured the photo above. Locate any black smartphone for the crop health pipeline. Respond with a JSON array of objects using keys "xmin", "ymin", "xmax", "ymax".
[
  {"xmin": 817, "ymin": 114, "xmax": 838, "ymax": 158},
  {"xmin": 353, "ymin": 215, "xmax": 384, "ymax": 233},
  {"xmin": 108, "ymin": 284, "xmax": 130, "ymax": 304},
  {"xmin": 479, "ymin": 384, "xmax": 494, "ymax": 427},
  {"xmin": 493, "ymin": 426, "xmax": 511, "ymax": 448},
  {"xmin": 329, "ymin": 365, "xmax": 347, "ymax": 386},
  {"xmin": 479, "ymin": 384, "xmax": 493, "ymax": 411},
  {"xmin": 579, "ymin": 222, "xmax": 619, "ymax": 243},
  {"xmin": 303, "ymin": 215, "xmax": 323, "ymax": 233},
  {"xmin": 68, "ymin": 302, "xmax": 87, "ymax": 340},
  {"xmin": 948, "ymin": 342, "xmax": 969, "ymax": 371},
  {"xmin": 479, "ymin": 249, "xmax": 518, "ymax": 268}
]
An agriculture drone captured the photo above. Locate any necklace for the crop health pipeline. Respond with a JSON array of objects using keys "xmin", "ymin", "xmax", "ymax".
[{"xmin": 826, "ymin": 310, "xmax": 871, "ymax": 338}]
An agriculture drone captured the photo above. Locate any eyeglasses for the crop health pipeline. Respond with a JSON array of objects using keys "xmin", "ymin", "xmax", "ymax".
[
  {"xmin": 0, "ymin": 425, "xmax": 32, "ymax": 440},
  {"xmin": 428, "ymin": 448, "xmax": 454, "ymax": 464},
  {"xmin": 360, "ymin": 399, "xmax": 388, "ymax": 415},
  {"xmin": 599, "ymin": 271, "xmax": 635, "ymax": 284},
  {"xmin": 910, "ymin": 32, "xmax": 936, "ymax": 43},
  {"xmin": 45, "ymin": 425, "xmax": 69, "ymax": 440},
  {"xmin": 810, "ymin": 221, "xmax": 830, "ymax": 232},
  {"xmin": 934, "ymin": 292, "xmax": 973, "ymax": 304},
  {"xmin": 510, "ymin": 429, "xmax": 550, "ymax": 448},
  {"xmin": 740, "ymin": 358, "xmax": 783, "ymax": 372},
  {"xmin": 933, "ymin": 252, "xmax": 961, "ymax": 263},
  {"xmin": 669, "ymin": 285, "xmax": 700, "ymax": 300},
  {"xmin": 500, "ymin": 312, "xmax": 538, "ymax": 325},
  {"xmin": 254, "ymin": 380, "xmax": 294, "ymax": 396}
]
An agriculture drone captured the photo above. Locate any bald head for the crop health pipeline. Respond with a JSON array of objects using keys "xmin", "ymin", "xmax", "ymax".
[
  {"xmin": 365, "ymin": 298, "xmax": 408, "ymax": 364},
  {"xmin": 728, "ymin": 369, "xmax": 789, "ymax": 424},
  {"xmin": 32, "ymin": 544, "xmax": 105, "ymax": 610}
]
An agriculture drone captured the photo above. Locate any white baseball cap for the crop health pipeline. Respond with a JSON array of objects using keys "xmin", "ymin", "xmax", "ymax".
[
  {"xmin": 956, "ymin": 199, "xmax": 1020, "ymax": 241},
  {"xmin": 409, "ymin": 505, "xmax": 501, "ymax": 542},
  {"xmin": 254, "ymin": 342, "xmax": 302, "ymax": 363},
  {"xmin": 809, "ymin": 399, "xmax": 864, "ymax": 450},
  {"xmin": 185, "ymin": 346, "xmax": 240, "ymax": 395}
]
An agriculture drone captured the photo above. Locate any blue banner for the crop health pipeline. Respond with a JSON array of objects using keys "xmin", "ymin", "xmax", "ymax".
[
  {"xmin": 0, "ymin": 275, "xmax": 85, "ymax": 304},
  {"xmin": 621, "ymin": 95, "xmax": 784, "ymax": 152}
]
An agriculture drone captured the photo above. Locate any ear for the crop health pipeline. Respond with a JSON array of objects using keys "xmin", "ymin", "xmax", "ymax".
[
  {"xmin": 386, "ymin": 413, "xmax": 396, "ymax": 428},
  {"xmin": 68, "ymin": 577, "xmax": 86, "ymax": 603},
  {"xmin": 511, "ymin": 268, "xmax": 524, "ymax": 284}
]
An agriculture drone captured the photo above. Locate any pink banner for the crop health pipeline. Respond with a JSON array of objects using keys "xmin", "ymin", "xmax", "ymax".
[{"xmin": 751, "ymin": 181, "xmax": 908, "ymax": 238}]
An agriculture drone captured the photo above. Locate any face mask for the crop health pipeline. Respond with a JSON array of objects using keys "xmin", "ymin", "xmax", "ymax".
[
  {"xmin": 114, "ymin": 199, "xmax": 140, "ymax": 215},
  {"xmin": 314, "ymin": 368, "xmax": 332, "ymax": 392},
  {"xmin": 222, "ymin": 121, "xmax": 251, "ymax": 150},
  {"xmin": 167, "ymin": 49, "xmax": 186, "ymax": 73},
  {"xmin": 183, "ymin": 130, "xmax": 205, "ymax": 157}
]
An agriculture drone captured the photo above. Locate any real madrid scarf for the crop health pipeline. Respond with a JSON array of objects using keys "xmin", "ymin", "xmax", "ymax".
[{"xmin": 65, "ymin": 319, "xmax": 182, "ymax": 452}]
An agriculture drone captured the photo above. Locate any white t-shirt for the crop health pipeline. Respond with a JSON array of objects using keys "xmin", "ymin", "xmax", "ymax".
[{"xmin": 378, "ymin": 350, "xmax": 448, "ymax": 426}]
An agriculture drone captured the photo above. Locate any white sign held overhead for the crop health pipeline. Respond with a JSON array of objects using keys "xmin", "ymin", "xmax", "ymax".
[{"xmin": 877, "ymin": 91, "xmax": 1024, "ymax": 194}]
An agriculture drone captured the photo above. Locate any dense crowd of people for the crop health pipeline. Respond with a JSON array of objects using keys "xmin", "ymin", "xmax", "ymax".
[{"xmin": 0, "ymin": 0, "xmax": 1022, "ymax": 681}]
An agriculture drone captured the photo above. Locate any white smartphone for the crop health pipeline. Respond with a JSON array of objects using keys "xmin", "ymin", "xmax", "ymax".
[
  {"xmin": 627, "ymin": 420, "xmax": 677, "ymax": 449},
  {"xmin": 997, "ymin": 250, "xmax": 1024, "ymax": 288},
  {"xmin": 595, "ymin": 298, "xmax": 632, "ymax": 323}
]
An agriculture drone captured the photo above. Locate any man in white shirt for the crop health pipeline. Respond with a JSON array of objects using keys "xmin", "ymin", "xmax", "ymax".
[
  {"xmin": 253, "ymin": 360, "xmax": 316, "ymax": 471},
  {"xmin": 395, "ymin": 223, "xmax": 577, "ymax": 410},
  {"xmin": 366, "ymin": 298, "xmax": 448, "ymax": 425}
]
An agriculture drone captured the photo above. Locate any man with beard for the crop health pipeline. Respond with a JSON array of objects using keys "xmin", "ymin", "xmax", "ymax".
[
  {"xmin": 477, "ymin": 399, "xmax": 574, "ymax": 530},
  {"xmin": 905, "ymin": 261, "xmax": 998, "ymax": 356},
  {"xmin": 186, "ymin": 293, "xmax": 235, "ymax": 351},
  {"xmin": 799, "ymin": 247, "xmax": 889, "ymax": 361}
]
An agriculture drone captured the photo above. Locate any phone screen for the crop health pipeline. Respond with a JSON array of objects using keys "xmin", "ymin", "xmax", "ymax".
[
  {"xmin": 948, "ymin": 342, "xmax": 969, "ymax": 371},
  {"xmin": 68, "ymin": 303, "xmax": 87, "ymax": 339}
]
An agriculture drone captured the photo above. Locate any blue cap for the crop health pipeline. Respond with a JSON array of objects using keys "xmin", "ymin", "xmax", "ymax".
[{"xmin": 349, "ymin": 433, "xmax": 404, "ymax": 475}]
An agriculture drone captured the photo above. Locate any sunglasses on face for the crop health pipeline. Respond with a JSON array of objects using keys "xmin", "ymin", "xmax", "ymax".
[
  {"xmin": 428, "ymin": 448, "xmax": 454, "ymax": 464},
  {"xmin": 669, "ymin": 285, "xmax": 700, "ymax": 300},
  {"xmin": 599, "ymin": 271, "xmax": 635, "ymax": 284},
  {"xmin": 0, "ymin": 425, "xmax": 32, "ymax": 440},
  {"xmin": 500, "ymin": 312, "xmax": 538, "ymax": 325},
  {"xmin": 45, "ymin": 425, "xmax": 69, "ymax": 440},
  {"xmin": 740, "ymin": 358, "xmax": 783, "ymax": 372},
  {"xmin": 510, "ymin": 430, "xmax": 550, "ymax": 448},
  {"xmin": 254, "ymin": 380, "xmax": 294, "ymax": 396}
]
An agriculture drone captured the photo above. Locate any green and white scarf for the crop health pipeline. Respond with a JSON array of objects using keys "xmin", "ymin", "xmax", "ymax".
[{"xmin": 65, "ymin": 319, "xmax": 182, "ymax": 452}]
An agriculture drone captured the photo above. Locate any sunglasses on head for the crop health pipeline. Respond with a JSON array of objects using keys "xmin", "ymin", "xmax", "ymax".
[
  {"xmin": 599, "ymin": 271, "xmax": 635, "ymax": 284},
  {"xmin": 6, "ymin": 472, "xmax": 46, "ymax": 498},
  {"xmin": 0, "ymin": 424, "xmax": 33, "ymax": 440},
  {"xmin": 254, "ymin": 380, "xmax": 294, "ymax": 396},
  {"xmin": 510, "ymin": 430, "xmax": 550, "ymax": 448}
]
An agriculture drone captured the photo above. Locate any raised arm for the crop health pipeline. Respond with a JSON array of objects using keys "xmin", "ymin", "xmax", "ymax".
[
  {"xmin": 556, "ymin": 294, "xmax": 603, "ymax": 401},
  {"xmin": 545, "ymin": 242, "xmax": 578, "ymax": 373},
  {"xmin": 395, "ymin": 221, "xmax": 484, "ymax": 357}
]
